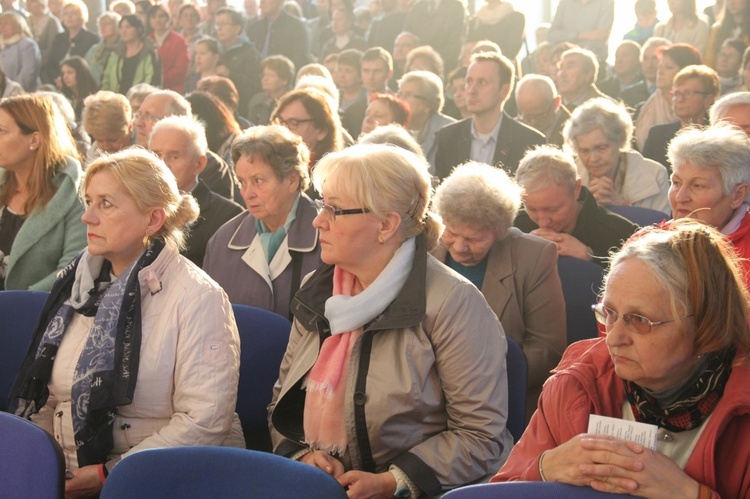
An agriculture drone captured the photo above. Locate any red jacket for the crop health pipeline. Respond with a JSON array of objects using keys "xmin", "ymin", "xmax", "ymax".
[
  {"xmin": 492, "ymin": 338, "xmax": 750, "ymax": 498},
  {"xmin": 150, "ymin": 29, "xmax": 189, "ymax": 93},
  {"xmin": 728, "ymin": 208, "xmax": 750, "ymax": 291}
]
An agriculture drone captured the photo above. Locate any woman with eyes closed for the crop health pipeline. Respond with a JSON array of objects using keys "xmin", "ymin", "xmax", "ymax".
[
  {"xmin": 269, "ymin": 144, "xmax": 513, "ymax": 498},
  {"xmin": 10, "ymin": 148, "xmax": 244, "ymax": 499},
  {"xmin": 667, "ymin": 124, "xmax": 750, "ymax": 287},
  {"xmin": 203, "ymin": 125, "xmax": 321, "ymax": 318},
  {"xmin": 432, "ymin": 161, "xmax": 566, "ymax": 424},
  {"xmin": 493, "ymin": 220, "xmax": 750, "ymax": 499}
]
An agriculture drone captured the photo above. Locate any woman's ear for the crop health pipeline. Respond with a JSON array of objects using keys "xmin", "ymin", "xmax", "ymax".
[
  {"xmin": 147, "ymin": 207, "xmax": 167, "ymax": 235},
  {"xmin": 29, "ymin": 131, "xmax": 42, "ymax": 151},
  {"xmin": 378, "ymin": 211, "xmax": 402, "ymax": 243}
]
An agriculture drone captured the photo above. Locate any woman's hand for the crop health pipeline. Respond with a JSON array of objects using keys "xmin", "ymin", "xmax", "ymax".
[
  {"xmin": 337, "ymin": 470, "xmax": 397, "ymax": 499},
  {"xmin": 540, "ymin": 435, "xmax": 643, "ymax": 487},
  {"xmin": 578, "ymin": 437, "xmax": 701, "ymax": 499},
  {"xmin": 299, "ymin": 450, "xmax": 345, "ymax": 478},
  {"xmin": 588, "ymin": 177, "xmax": 626, "ymax": 207},
  {"xmin": 64, "ymin": 465, "xmax": 103, "ymax": 499}
]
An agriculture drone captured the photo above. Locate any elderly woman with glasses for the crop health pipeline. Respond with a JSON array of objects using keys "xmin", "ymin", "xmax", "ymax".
[
  {"xmin": 565, "ymin": 97, "xmax": 670, "ymax": 214},
  {"xmin": 493, "ymin": 220, "xmax": 750, "ymax": 498},
  {"xmin": 269, "ymin": 144, "xmax": 513, "ymax": 498},
  {"xmin": 203, "ymin": 125, "xmax": 321, "ymax": 319}
]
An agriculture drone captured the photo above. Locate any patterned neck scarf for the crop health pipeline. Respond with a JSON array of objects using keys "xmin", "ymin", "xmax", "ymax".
[
  {"xmin": 10, "ymin": 239, "xmax": 164, "ymax": 466},
  {"xmin": 624, "ymin": 348, "xmax": 735, "ymax": 432}
]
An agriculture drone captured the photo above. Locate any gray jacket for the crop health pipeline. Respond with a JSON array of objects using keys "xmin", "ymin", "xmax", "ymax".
[{"xmin": 270, "ymin": 236, "xmax": 513, "ymax": 496}]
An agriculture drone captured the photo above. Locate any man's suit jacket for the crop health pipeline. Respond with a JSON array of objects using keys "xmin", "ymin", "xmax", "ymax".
[
  {"xmin": 434, "ymin": 113, "xmax": 545, "ymax": 180},
  {"xmin": 641, "ymin": 120, "xmax": 681, "ymax": 172},
  {"xmin": 184, "ymin": 179, "xmax": 244, "ymax": 267}
]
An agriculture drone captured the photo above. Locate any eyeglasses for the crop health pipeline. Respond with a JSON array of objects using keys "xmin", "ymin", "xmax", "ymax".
[
  {"xmin": 591, "ymin": 303, "xmax": 692, "ymax": 335},
  {"xmin": 273, "ymin": 117, "xmax": 314, "ymax": 131},
  {"xmin": 670, "ymin": 90, "xmax": 710, "ymax": 100},
  {"xmin": 314, "ymin": 199, "xmax": 370, "ymax": 221},
  {"xmin": 133, "ymin": 111, "xmax": 164, "ymax": 124}
]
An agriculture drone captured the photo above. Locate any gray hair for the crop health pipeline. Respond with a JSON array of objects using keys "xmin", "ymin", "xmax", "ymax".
[
  {"xmin": 398, "ymin": 70, "xmax": 444, "ymax": 113},
  {"xmin": 668, "ymin": 124, "xmax": 750, "ymax": 200},
  {"xmin": 561, "ymin": 48, "xmax": 599, "ymax": 86},
  {"xmin": 641, "ymin": 37, "xmax": 670, "ymax": 61},
  {"xmin": 710, "ymin": 91, "xmax": 750, "ymax": 124},
  {"xmin": 97, "ymin": 10, "xmax": 121, "ymax": 27},
  {"xmin": 296, "ymin": 74, "xmax": 340, "ymax": 110},
  {"xmin": 434, "ymin": 162, "xmax": 522, "ymax": 235},
  {"xmin": 358, "ymin": 124, "xmax": 426, "ymax": 162},
  {"xmin": 564, "ymin": 97, "xmax": 633, "ymax": 153},
  {"xmin": 150, "ymin": 115, "xmax": 208, "ymax": 158},
  {"xmin": 515, "ymin": 74, "xmax": 558, "ymax": 103},
  {"xmin": 516, "ymin": 145, "xmax": 580, "ymax": 194}
]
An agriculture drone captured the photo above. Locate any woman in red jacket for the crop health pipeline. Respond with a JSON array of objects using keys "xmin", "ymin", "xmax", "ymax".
[
  {"xmin": 493, "ymin": 220, "xmax": 750, "ymax": 499},
  {"xmin": 147, "ymin": 4, "xmax": 188, "ymax": 93}
]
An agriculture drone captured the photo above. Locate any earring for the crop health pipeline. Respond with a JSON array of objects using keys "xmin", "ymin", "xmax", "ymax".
[
  {"xmin": 378, "ymin": 236, "xmax": 384, "ymax": 246},
  {"xmin": 142, "ymin": 230, "xmax": 153, "ymax": 248}
]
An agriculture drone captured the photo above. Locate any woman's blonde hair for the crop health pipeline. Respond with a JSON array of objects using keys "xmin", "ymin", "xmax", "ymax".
[
  {"xmin": 606, "ymin": 220, "xmax": 750, "ymax": 358},
  {"xmin": 0, "ymin": 94, "xmax": 79, "ymax": 216},
  {"xmin": 312, "ymin": 144, "xmax": 443, "ymax": 250},
  {"xmin": 0, "ymin": 11, "xmax": 33, "ymax": 39},
  {"xmin": 82, "ymin": 90, "xmax": 132, "ymax": 135},
  {"xmin": 83, "ymin": 149, "xmax": 199, "ymax": 251}
]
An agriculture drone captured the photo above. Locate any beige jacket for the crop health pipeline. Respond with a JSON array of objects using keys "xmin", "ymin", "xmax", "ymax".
[
  {"xmin": 33, "ymin": 247, "xmax": 244, "ymax": 468},
  {"xmin": 269, "ymin": 236, "xmax": 514, "ymax": 496}
]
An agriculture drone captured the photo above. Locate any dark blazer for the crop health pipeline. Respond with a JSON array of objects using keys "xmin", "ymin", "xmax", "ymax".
[
  {"xmin": 403, "ymin": 0, "xmax": 467, "ymax": 71},
  {"xmin": 342, "ymin": 95, "xmax": 368, "ymax": 140},
  {"xmin": 44, "ymin": 28, "xmax": 100, "ymax": 83},
  {"xmin": 367, "ymin": 11, "xmax": 406, "ymax": 52},
  {"xmin": 184, "ymin": 179, "xmax": 244, "ymax": 267},
  {"xmin": 547, "ymin": 106, "xmax": 571, "ymax": 147},
  {"xmin": 201, "ymin": 150, "xmax": 243, "ymax": 206},
  {"xmin": 619, "ymin": 80, "xmax": 652, "ymax": 109},
  {"xmin": 246, "ymin": 12, "xmax": 312, "ymax": 74},
  {"xmin": 434, "ymin": 113, "xmax": 545, "ymax": 180},
  {"xmin": 641, "ymin": 120, "xmax": 681, "ymax": 172}
]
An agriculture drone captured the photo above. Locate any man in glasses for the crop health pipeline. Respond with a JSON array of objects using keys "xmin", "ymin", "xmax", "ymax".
[
  {"xmin": 515, "ymin": 74, "xmax": 570, "ymax": 148},
  {"xmin": 642, "ymin": 65, "xmax": 719, "ymax": 172}
]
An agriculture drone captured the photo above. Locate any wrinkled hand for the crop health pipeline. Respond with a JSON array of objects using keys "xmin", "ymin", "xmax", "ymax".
[
  {"xmin": 589, "ymin": 177, "xmax": 626, "ymax": 207},
  {"xmin": 578, "ymin": 437, "xmax": 701, "ymax": 499},
  {"xmin": 530, "ymin": 229, "xmax": 591, "ymax": 260},
  {"xmin": 540, "ymin": 435, "xmax": 643, "ymax": 488},
  {"xmin": 338, "ymin": 470, "xmax": 397, "ymax": 499},
  {"xmin": 299, "ymin": 450, "xmax": 345, "ymax": 478},
  {"xmin": 65, "ymin": 465, "xmax": 103, "ymax": 499}
]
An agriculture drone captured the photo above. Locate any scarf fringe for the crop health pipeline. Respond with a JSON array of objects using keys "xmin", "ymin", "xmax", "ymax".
[{"xmin": 305, "ymin": 379, "xmax": 336, "ymax": 399}]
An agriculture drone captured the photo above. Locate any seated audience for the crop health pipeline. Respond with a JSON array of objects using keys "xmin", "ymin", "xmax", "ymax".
[
  {"xmin": 320, "ymin": 7, "xmax": 366, "ymax": 60},
  {"xmin": 0, "ymin": 12, "xmax": 42, "ymax": 91},
  {"xmin": 184, "ymin": 36, "xmax": 220, "ymax": 93},
  {"xmin": 197, "ymin": 74, "xmax": 251, "ymax": 128},
  {"xmin": 26, "ymin": 0, "xmax": 63, "ymax": 84},
  {"xmin": 85, "ymin": 11, "xmax": 122, "ymax": 84},
  {"xmin": 360, "ymin": 92, "xmax": 409, "ymax": 135},
  {"xmin": 716, "ymin": 37, "xmax": 747, "ymax": 94},
  {"xmin": 515, "ymin": 74, "xmax": 570, "ymax": 148},
  {"xmin": 101, "ymin": 14, "xmax": 161, "ymax": 93},
  {"xmin": 149, "ymin": 116, "xmax": 242, "ymax": 266},
  {"xmin": 215, "ymin": 7, "xmax": 261, "ymax": 113},
  {"xmin": 44, "ymin": 0, "xmax": 99, "ymax": 84},
  {"xmin": 358, "ymin": 123, "xmax": 426, "ymax": 160},
  {"xmin": 704, "ymin": 0, "xmax": 750, "ymax": 68},
  {"xmin": 556, "ymin": 48, "xmax": 613, "ymax": 113},
  {"xmin": 37, "ymin": 90, "xmax": 91, "ymax": 159},
  {"xmin": 433, "ymin": 161, "xmax": 566, "ymax": 422},
  {"xmin": 653, "ymin": 0, "xmax": 710, "ymax": 55},
  {"xmin": 82, "ymin": 90, "xmax": 133, "ymax": 165},
  {"xmin": 710, "ymin": 90, "xmax": 750, "ymax": 134},
  {"xmin": 514, "ymin": 146, "xmax": 638, "ymax": 265},
  {"xmin": 565, "ymin": 98, "xmax": 669, "ymax": 213},
  {"xmin": 269, "ymin": 144, "xmax": 513, "ymax": 497},
  {"xmin": 185, "ymin": 91, "xmax": 241, "ymax": 164},
  {"xmin": 634, "ymin": 43, "xmax": 702, "ymax": 150},
  {"xmin": 0, "ymin": 94, "xmax": 86, "ymax": 291},
  {"xmin": 336, "ymin": 49, "xmax": 366, "ymax": 113},
  {"xmin": 643, "ymin": 64, "xmax": 719, "ymax": 170},
  {"xmin": 403, "ymin": 45, "xmax": 445, "ymax": 81},
  {"xmin": 599, "ymin": 41, "xmax": 649, "ymax": 104},
  {"xmin": 668, "ymin": 125, "xmax": 750, "ymax": 285},
  {"xmin": 203, "ymin": 125, "xmax": 321, "ymax": 317},
  {"xmin": 493, "ymin": 220, "xmax": 750, "ymax": 499},
  {"xmin": 620, "ymin": 36, "xmax": 670, "ymax": 108},
  {"xmin": 10, "ymin": 148, "xmax": 245, "ymax": 498},
  {"xmin": 398, "ymin": 70, "xmax": 455, "ymax": 169}
]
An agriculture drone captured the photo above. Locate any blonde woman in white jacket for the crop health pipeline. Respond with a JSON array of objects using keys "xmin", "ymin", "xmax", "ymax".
[{"xmin": 10, "ymin": 148, "xmax": 244, "ymax": 498}]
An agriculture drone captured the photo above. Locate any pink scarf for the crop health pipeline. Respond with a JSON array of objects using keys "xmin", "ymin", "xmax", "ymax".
[{"xmin": 303, "ymin": 267, "xmax": 364, "ymax": 455}]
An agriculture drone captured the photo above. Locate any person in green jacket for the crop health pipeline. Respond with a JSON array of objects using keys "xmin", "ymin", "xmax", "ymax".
[{"xmin": 101, "ymin": 14, "xmax": 161, "ymax": 94}]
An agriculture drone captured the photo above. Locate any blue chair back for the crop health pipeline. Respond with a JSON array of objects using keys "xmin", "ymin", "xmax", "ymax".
[
  {"xmin": 0, "ymin": 411, "xmax": 65, "ymax": 498},
  {"xmin": 557, "ymin": 257, "xmax": 605, "ymax": 345},
  {"xmin": 100, "ymin": 446, "xmax": 349, "ymax": 499},
  {"xmin": 0, "ymin": 290, "xmax": 49, "ymax": 411},
  {"xmin": 442, "ymin": 481, "xmax": 636, "ymax": 498},
  {"xmin": 607, "ymin": 205, "xmax": 668, "ymax": 227},
  {"xmin": 505, "ymin": 338, "xmax": 526, "ymax": 442},
  {"xmin": 232, "ymin": 304, "xmax": 291, "ymax": 451}
]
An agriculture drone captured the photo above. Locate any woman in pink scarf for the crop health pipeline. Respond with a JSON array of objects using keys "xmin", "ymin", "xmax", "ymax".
[{"xmin": 269, "ymin": 144, "xmax": 514, "ymax": 498}]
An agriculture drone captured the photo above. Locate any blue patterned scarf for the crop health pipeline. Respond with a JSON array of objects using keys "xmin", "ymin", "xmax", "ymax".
[{"xmin": 10, "ymin": 239, "xmax": 164, "ymax": 466}]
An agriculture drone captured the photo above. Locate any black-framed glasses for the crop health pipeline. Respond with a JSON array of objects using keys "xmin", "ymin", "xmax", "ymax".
[
  {"xmin": 314, "ymin": 199, "xmax": 370, "ymax": 221},
  {"xmin": 670, "ymin": 89, "xmax": 710, "ymax": 100},
  {"xmin": 273, "ymin": 117, "xmax": 314, "ymax": 131},
  {"xmin": 591, "ymin": 303, "xmax": 692, "ymax": 335}
]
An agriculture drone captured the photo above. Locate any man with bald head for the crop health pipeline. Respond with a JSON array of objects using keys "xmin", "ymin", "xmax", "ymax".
[
  {"xmin": 599, "ymin": 40, "xmax": 649, "ymax": 104},
  {"xmin": 135, "ymin": 90, "xmax": 241, "ymax": 203},
  {"xmin": 515, "ymin": 74, "xmax": 570, "ymax": 147}
]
